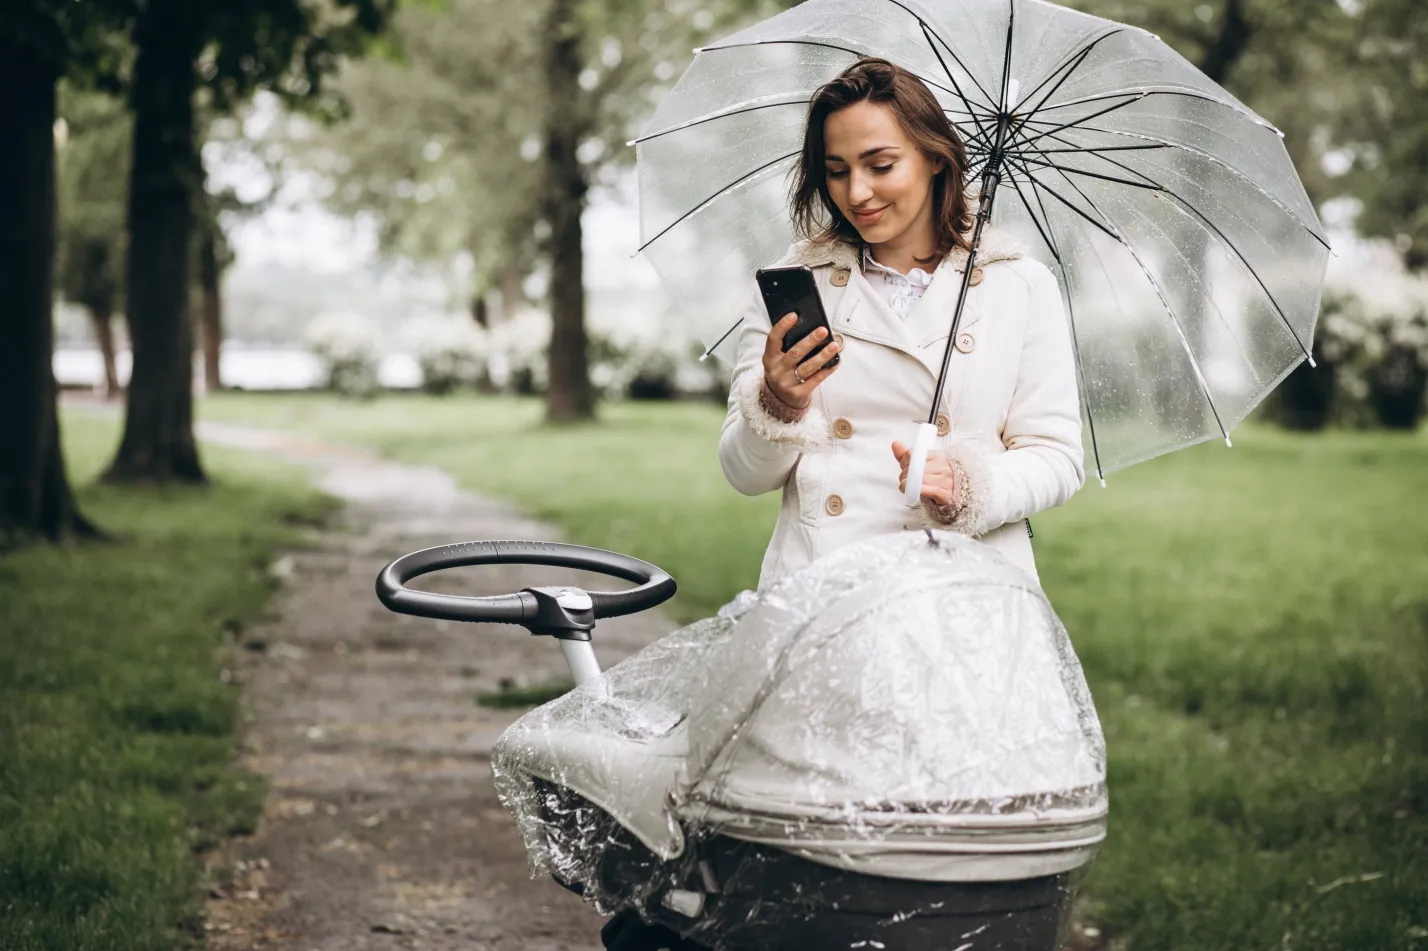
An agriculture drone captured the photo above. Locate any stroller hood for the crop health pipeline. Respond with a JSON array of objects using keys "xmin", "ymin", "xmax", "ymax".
[{"xmin": 492, "ymin": 530, "xmax": 1106, "ymax": 887}]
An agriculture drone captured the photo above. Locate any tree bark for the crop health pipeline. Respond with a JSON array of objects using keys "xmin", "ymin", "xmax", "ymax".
[
  {"xmin": 1200, "ymin": 0, "xmax": 1252, "ymax": 85},
  {"xmin": 498, "ymin": 263, "xmax": 527, "ymax": 322},
  {"xmin": 542, "ymin": 0, "xmax": 594, "ymax": 423},
  {"xmin": 104, "ymin": 0, "xmax": 206, "ymax": 483},
  {"xmin": 89, "ymin": 304, "xmax": 122, "ymax": 398},
  {"xmin": 197, "ymin": 223, "xmax": 223, "ymax": 392},
  {"xmin": 0, "ymin": 44, "xmax": 99, "ymax": 547}
]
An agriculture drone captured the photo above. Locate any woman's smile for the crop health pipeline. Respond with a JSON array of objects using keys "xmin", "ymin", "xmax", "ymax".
[{"xmin": 851, "ymin": 205, "xmax": 888, "ymax": 225}]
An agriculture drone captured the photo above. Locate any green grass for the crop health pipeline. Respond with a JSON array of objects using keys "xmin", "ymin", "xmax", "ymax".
[
  {"xmin": 200, "ymin": 391, "xmax": 1428, "ymax": 950},
  {"xmin": 0, "ymin": 411, "xmax": 330, "ymax": 951},
  {"xmin": 475, "ymin": 679, "xmax": 578, "ymax": 709}
]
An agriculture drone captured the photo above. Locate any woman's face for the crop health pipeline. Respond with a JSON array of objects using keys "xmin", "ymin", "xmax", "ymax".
[{"xmin": 822, "ymin": 100, "xmax": 941, "ymax": 249}]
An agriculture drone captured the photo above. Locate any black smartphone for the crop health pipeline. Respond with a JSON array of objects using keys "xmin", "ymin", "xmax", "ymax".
[{"xmin": 756, "ymin": 265, "xmax": 840, "ymax": 367}]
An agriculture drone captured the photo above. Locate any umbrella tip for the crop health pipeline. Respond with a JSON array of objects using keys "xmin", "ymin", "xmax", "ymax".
[
  {"xmin": 1224, "ymin": 436, "xmax": 1234, "ymax": 448},
  {"xmin": 1098, "ymin": 476, "xmax": 1107, "ymax": 489},
  {"xmin": 1308, "ymin": 355, "xmax": 1318, "ymax": 368},
  {"xmin": 698, "ymin": 351, "xmax": 712, "ymax": 363}
]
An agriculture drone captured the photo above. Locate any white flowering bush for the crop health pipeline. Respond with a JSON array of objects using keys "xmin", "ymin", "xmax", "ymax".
[
  {"xmin": 404, "ymin": 315, "xmax": 489, "ymax": 394},
  {"xmin": 303, "ymin": 312, "xmax": 381, "ymax": 398},
  {"xmin": 1311, "ymin": 276, "xmax": 1428, "ymax": 429},
  {"xmin": 486, "ymin": 307, "xmax": 551, "ymax": 394}
]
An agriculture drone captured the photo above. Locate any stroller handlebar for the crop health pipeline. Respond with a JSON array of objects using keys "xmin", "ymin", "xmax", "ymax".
[{"xmin": 375, "ymin": 540, "xmax": 677, "ymax": 634}]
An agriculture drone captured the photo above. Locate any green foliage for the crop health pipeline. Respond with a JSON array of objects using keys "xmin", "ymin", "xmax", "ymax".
[
  {"xmin": 199, "ymin": 391, "xmax": 1428, "ymax": 950},
  {"xmin": 1336, "ymin": 0, "xmax": 1428, "ymax": 269},
  {"xmin": 272, "ymin": 0, "xmax": 792, "ymax": 297},
  {"xmin": 0, "ymin": 412, "xmax": 331, "ymax": 950},
  {"xmin": 56, "ymin": 85, "xmax": 130, "ymax": 315}
]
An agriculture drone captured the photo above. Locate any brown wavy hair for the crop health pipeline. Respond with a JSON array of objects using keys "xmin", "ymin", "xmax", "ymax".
[{"xmin": 789, "ymin": 57, "xmax": 973, "ymax": 266}]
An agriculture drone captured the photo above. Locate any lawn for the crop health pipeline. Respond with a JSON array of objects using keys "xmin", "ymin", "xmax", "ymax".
[
  {"xmin": 0, "ymin": 411, "xmax": 329, "ymax": 951},
  {"xmin": 200, "ymin": 391, "xmax": 1428, "ymax": 951}
]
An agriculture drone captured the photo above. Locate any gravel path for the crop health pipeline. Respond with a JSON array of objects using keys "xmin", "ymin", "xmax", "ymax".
[{"xmin": 197, "ymin": 421, "xmax": 673, "ymax": 951}]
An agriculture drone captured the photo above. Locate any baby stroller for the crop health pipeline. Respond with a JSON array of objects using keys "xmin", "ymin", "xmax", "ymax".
[{"xmin": 376, "ymin": 530, "xmax": 1107, "ymax": 950}]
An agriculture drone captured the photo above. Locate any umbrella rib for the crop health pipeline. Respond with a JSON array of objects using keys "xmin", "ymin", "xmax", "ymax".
[
  {"xmin": 1012, "ymin": 27, "xmax": 1124, "ymax": 115},
  {"xmin": 1015, "ymin": 153, "xmax": 1163, "ymax": 190},
  {"xmin": 879, "ymin": 0, "xmax": 1000, "ymax": 111},
  {"xmin": 921, "ymin": 22, "xmax": 993, "ymax": 141},
  {"xmin": 917, "ymin": 16, "xmax": 1001, "ymax": 108},
  {"xmin": 1003, "ymin": 166, "xmax": 1061, "ymax": 264},
  {"xmin": 1027, "ymin": 87, "xmax": 1256, "ymax": 119},
  {"xmin": 1005, "ymin": 156, "xmax": 1120, "ymax": 241},
  {"xmin": 635, "ymin": 150, "xmax": 801, "ymax": 255},
  {"xmin": 1014, "ymin": 159, "xmax": 1232, "ymax": 443},
  {"xmin": 1007, "ymin": 167, "xmax": 1108, "ymax": 483},
  {"xmin": 1017, "ymin": 94, "xmax": 1145, "ymax": 148},
  {"xmin": 631, "ymin": 98, "xmax": 809, "ymax": 145},
  {"xmin": 1011, "ymin": 118, "xmax": 1330, "ymax": 249},
  {"xmin": 696, "ymin": 38, "xmax": 988, "ymax": 110},
  {"xmin": 1014, "ymin": 126, "xmax": 1317, "ymax": 361},
  {"xmin": 999, "ymin": 0, "xmax": 1016, "ymax": 112},
  {"xmin": 1034, "ymin": 143, "xmax": 1170, "ymax": 154}
]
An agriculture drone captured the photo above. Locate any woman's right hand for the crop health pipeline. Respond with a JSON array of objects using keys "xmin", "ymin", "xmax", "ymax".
[{"xmin": 762, "ymin": 314, "xmax": 840, "ymax": 409}]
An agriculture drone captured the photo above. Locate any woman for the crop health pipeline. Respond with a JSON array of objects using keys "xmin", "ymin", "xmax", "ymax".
[{"xmin": 719, "ymin": 57, "xmax": 1085, "ymax": 587}]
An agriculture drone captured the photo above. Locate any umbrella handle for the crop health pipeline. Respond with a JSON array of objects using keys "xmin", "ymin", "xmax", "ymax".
[{"xmin": 903, "ymin": 422, "xmax": 939, "ymax": 507}]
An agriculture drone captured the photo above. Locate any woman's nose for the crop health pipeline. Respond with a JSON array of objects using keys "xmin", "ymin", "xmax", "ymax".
[{"xmin": 848, "ymin": 171, "xmax": 874, "ymax": 205}]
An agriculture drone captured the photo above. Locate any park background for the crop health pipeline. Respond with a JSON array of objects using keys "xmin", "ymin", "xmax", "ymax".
[{"xmin": 3, "ymin": 0, "xmax": 1427, "ymax": 949}]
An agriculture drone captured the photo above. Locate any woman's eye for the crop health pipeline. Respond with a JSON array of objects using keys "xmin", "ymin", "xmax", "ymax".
[
  {"xmin": 826, "ymin": 168, "xmax": 849, "ymax": 179},
  {"xmin": 872, "ymin": 164, "xmax": 895, "ymax": 174}
]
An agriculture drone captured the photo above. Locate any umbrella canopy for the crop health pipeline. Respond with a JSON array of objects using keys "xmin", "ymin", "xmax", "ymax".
[
  {"xmin": 492, "ymin": 530, "xmax": 1106, "ymax": 903},
  {"xmin": 634, "ymin": 0, "xmax": 1330, "ymax": 478}
]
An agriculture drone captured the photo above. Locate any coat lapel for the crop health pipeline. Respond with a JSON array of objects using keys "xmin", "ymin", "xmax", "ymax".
[{"xmin": 782, "ymin": 226, "xmax": 1028, "ymax": 398}]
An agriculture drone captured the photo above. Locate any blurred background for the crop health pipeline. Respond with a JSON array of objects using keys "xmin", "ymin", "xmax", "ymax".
[{"xmin": 2, "ymin": 0, "xmax": 1425, "ymax": 949}]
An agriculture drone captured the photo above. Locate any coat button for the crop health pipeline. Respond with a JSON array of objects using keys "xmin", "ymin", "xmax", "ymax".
[
  {"xmin": 830, "ymin": 269, "xmax": 850, "ymax": 287},
  {"xmin": 833, "ymin": 332, "xmax": 846, "ymax": 350},
  {"xmin": 825, "ymin": 493, "xmax": 845, "ymax": 516},
  {"xmin": 968, "ymin": 266, "xmax": 985, "ymax": 286},
  {"xmin": 833, "ymin": 417, "xmax": 854, "ymax": 439},
  {"xmin": 935, "ymin": 413, "xmax": 951, "ymax": 437},
  {"xmin": 956, "ymin": 332, "xmax": 976, "ymax": 353}
]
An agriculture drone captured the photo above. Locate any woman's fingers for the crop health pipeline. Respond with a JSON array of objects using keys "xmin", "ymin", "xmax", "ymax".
[
  {"xmin": 783, "ymin": 326, "xmax": 829, "ymax": 365},
  {"xmin": 765, "ymin": 313, "xmax": 797, "ymax": 353}
]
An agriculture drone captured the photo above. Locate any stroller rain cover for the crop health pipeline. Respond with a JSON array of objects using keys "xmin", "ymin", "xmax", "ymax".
[{"xmin": 492, "ymin": 530, "xmax": 1107, "ymax": 909}]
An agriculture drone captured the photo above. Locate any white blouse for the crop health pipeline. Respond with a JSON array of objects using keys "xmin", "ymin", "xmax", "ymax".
[{"xmin": 861, "ymin": 246, "xmax": 935, "ymax": 318}]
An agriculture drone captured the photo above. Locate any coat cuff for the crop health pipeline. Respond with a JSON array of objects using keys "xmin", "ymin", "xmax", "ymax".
[
  {"xmin": 913, "ymin": 451, "xmax": 994, "ymax": 537},
  {"xmin": 731, "ymin": 369, "xmax": 832, "ymax": 453}
]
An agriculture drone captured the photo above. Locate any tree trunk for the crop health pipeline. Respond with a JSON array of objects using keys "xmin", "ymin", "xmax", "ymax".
[
  {"xmin": 197, "ymin": 223, "xmax": 223, "ymax": 392},
  {"xmin": 0, "ymin": 45, "xmax": 99, "ymax": 547},
  {"xmin": 499, "ymin": 263, "xmax": 528, "ymax": 322},
  {"xmin": 1199, "ymin": 0, "xmax": 1252, "ymax": 86},
  {"xmin": 542, "ymin": 0, "xmax": 594, "ymax": 423},
  {"xmin": 104, "ymin": 0, "xmax": 205, "ymax": 483},
  {"xmin": 89, "ymin": 304, "xmax": 122, "ymax": 398}
]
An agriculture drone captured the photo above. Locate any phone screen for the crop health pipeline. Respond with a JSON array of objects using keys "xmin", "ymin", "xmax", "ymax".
[{"xmin": 756, "ymin": 266, "xmax": 840, "ymax": 367}]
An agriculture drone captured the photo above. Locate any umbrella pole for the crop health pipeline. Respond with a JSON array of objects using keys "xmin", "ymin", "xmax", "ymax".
[
  {"xmin": 904, "ymin": 116, "xmax": 1010, "ymax": 506},
  {"xmin": 928, "ymin": 119, "xmax": 1011, "ymax": 426}
]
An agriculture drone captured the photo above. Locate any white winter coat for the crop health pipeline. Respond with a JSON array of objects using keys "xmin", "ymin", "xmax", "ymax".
[{"xmin": 718, "ymin": 226, "xmax": 1085, "ymax": 588}]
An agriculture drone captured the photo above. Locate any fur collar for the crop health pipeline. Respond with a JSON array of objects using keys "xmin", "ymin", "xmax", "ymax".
[{"xmin": 783, "ymin": 224, "xmax": 1025, "ymax": 273}]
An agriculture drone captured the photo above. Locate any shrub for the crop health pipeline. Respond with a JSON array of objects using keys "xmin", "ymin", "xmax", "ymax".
[
  {"xmin": 405, "ymin": 315, "xmax": 488, "ymax": 395},
  {"xmin": 303, "ymin": 312, "xmax": 381, "ymax": 398}
]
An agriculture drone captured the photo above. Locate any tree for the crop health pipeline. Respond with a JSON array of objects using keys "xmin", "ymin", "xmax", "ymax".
[
  {"xmin": 276, "ymin": 0, "xmax": 786, "ymax": 421},
  {"xmin": 57, "ymin": 85, "xmax": 130, "ymax": 399},
  {"xmin": 104, "ymin": 0, "xmax": 397, "ymax": 484},
  {"xmin": 1336, "ymin": 0, "xmax": 1428, "ymax": 270},
  {"xmin": 0, "ymin": 1, "xmax": 121, "ymax": 546}
]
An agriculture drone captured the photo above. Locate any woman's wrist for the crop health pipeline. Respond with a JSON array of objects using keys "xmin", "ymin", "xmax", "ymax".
[{"xmin": 759, "ymin": 378, "xmax": 811, "ymax": 422}]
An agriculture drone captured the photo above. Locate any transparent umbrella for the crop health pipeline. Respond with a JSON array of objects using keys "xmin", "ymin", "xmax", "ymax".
[{"xmin": 634, "ymin": 0, "xmax": 1330, "ymax": 481}]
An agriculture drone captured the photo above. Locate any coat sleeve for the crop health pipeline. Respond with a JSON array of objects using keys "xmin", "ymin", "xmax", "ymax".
[
  {"xmin": 941, "ymin": 262, "xmax": 1086, "ymax": 535},
  {"xmin": 717, "ymin": 286, "xmax": 832, "ymax": 497}
]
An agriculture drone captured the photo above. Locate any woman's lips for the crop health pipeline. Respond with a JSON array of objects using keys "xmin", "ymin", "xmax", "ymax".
[{"xmin": 852, "ymin": 206, "xmax": 887, "ymax": 224}]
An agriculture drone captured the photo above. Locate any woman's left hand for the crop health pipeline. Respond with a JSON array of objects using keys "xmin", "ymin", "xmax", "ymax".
[{"xmin": 891, "ymin": 441, "xmax": 962, "ymax": 510}]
